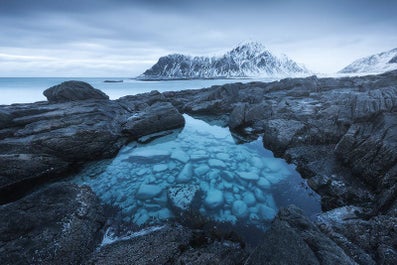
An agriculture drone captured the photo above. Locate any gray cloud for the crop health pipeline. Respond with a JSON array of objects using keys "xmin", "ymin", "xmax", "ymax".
[{"xmin": 0, "ymin": 0, "xmax": 396, "ymax": 76}]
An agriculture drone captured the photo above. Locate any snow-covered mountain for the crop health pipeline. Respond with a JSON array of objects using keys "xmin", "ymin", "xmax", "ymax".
[
  {"xmin": 339, "ymin": 48, "xmax": 397, "ymax": 74},
  {"xmin": 137, "ymin": 42, "xmax": 310, "ymax": 80}
]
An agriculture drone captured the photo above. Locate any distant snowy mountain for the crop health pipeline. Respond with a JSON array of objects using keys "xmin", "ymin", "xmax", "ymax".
[
  {"xmin": 137, "ymin": 42, "xmax": 310, "ymax": 80},
  {"xmin": 339, "ymin": 48, "xmax": 397, "ymax": 74}
]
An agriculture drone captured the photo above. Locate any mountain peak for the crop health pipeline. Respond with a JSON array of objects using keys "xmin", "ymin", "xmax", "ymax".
[
  {"xmin": 138, "ymin": 42, "xmax": 310, "ymax": 80},
  {"xmin": 339, "ymin": 48, "xmax": 397, "ymax": 74},
  {"xmin": 234, "ymin": 41, "xmax": 267, "ymax": 51}
]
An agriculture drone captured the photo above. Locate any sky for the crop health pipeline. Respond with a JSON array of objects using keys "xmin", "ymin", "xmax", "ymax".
[{"xmin": 0, "ymin": 0, "xmax": 396, "ymax": 77}]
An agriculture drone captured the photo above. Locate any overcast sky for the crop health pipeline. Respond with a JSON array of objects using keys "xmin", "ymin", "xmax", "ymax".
[{"xmin": 0, "ymin": 0, "xmax": 396, "ymax": 77}]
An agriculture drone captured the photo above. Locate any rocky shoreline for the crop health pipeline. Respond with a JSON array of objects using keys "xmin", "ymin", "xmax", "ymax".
[{"xmin": 1, "ymin": 71, "xmax": 396, "ymax": 264}]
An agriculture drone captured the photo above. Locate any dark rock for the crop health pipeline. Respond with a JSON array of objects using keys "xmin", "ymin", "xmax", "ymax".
[
  {"xmin": 0, "ymin": 87, "xmax": 187, "ymax": 203},
  {"xmin": 168, "ymin": 184, "xmax": 202, "ymax": 216},
  {"xmin": 0, "ymin": 183, "xmax": 105, "ymax": 265},
  {"xmin": 43, "ymin": 81, "xmax": 109, "ymax": 102},
  {"xmin": 317, "ymin": 206, "xmax": 397, "ymax": 264},
  {"xmin": 88, "ymin": 225, "xmax": 192, "ymax": 265},
  {"xmin": 104, "ymin": 80, "xmax": 123, "ymax": 83},
  {"xmin": 0, "ymin": 100, "xmax": 128, "ymax": 203},
  {"xmin": 262, "ymin": 119, "xmax": 305, "ymax": 156},
  {"xmin": 335, "ymin": 112, "xmax": 397, "ymax": 189},
  {"xmin": 0, "ymin": 109, "xmax": 13, "ymax": 129},
  {"xmin": 88, "ymin": 225, "xmax": 246, "ymax": 265},
  {"xmin": 176, "ymin": 241, "xmax": 247, "ymax": 265},
  {"xmin": 246, "ymin": 205, "xmax": 356, "ymax": 265},
  {"xmin": 389, "ymin": 55, "xmax": 397, "ymax": 64},
  {"xmin": 122, "ymin": 101, "xmax": 185, "ymax": 139}
]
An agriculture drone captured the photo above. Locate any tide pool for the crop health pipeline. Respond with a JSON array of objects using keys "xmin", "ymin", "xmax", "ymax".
[{"xmin": 71, "ymin": 115, "xmax": 320, "ymax": 229}]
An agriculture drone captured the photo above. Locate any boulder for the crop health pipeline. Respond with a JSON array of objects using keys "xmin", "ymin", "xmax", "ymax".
[
  {"xmin": 88, "ymin": 225, "xmax": 246, "ymax": 265},
  {"xmin": 0, "ymin": 100, "xmax": 128, "ymax": 203},
  {"xmin": 122, "ymin": 102, "xmax": 185, "ymax": 139},
  {"xmin": 246, "ymin": 205, "xmax": 357, "ymax": 265},
  {"xmin": 0, "ymin": 183, "xmax": 105, "ymax": 265},
  {"xmin": 43, "ymin": 81, "xmax": 109, "ymax": 102},
  {"xmin": 168, "ymin": 184, "xmax": 201, "ymax": 214}
]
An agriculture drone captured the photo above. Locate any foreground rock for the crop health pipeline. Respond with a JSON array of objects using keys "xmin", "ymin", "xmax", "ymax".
[
  {"xmin": 246, "ymin": 206, "xmax": 356, "ymax": 265},
  {"xmin": 0, "ymin": 183, "xmax": 105, "ymax": 265},
  {"xmin": 0, "ymin": 84, "xmax": 184, "ymax": 203},
  {"xmin": 165, "ymin": 71, "xmax": 397, "ymax": 210},
  {"xmin": 165, "ymin": 70, "xmax": 397, "ymax": 263},
  {"xmin": 88, "ymin": 225, "xmax": 246, "ymax": 265}
]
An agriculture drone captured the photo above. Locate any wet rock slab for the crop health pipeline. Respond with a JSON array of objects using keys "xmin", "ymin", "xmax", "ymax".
[
  {"xmin": 0, "ymin": 83, "xmax": 184, "ymax": 203},
  {"xmin": 88, "ymin": 225, "xmax": 246, "ymax": 265},
  {"xmin": 0, "ymin": 183, "xmax": 105, "ymax": 265}
]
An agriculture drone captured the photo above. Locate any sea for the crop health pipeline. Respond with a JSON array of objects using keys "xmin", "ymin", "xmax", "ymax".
[{"xmin": 0, "ymin": 77, "xmax": 277, "ymax": 105}]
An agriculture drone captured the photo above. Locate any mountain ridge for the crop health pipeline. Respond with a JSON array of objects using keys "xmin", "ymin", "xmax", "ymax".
[
  {"xmin": 137, "ymin": 42, "xmax": 310, "ymax": 80},
  {"xmin": 339, "ymin": 48, "xmax": 397, "ymax": 74}
]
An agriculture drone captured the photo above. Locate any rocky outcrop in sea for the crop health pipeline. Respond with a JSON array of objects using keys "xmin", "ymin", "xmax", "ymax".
[{"xmin": 0, "ymin": 71, "xmax": 396, "ymax": 264}]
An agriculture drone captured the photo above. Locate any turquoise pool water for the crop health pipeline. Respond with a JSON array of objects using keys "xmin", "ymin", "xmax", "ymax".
[{"xmin": 71, "ymin": 115, "xmax": 320, "ymax": 230}]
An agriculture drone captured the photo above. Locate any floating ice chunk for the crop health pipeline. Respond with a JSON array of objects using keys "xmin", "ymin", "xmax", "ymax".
[
  {"xmin": 258, "ymin": 204, "xmax": 277, "ymax": 220},
  {"xmin": 171, "ymin": 149, "xmax": 190, "ymax": 163},
  {"xmin": 130, "ymin": 149, "xmax": 171, "ymax": 159},
  {"xmin": 176, "ymin": 163, "xmax": 193, "ymax": 183},
  {"xmin": 190, "ymin": 150, "xmax": 208, "ymax": 161},
  {"xmin": 167, "ymin": 176, "xmax": 175, "ymax": 183},
  {"xmin": 194, "ymin": 165, "xmax": 210, "ymax": 176},
  {"xmin": 250, "ymin": 156, "xmax": 264, "ymax": 168},
  {"xmin": 208, "ymin": 159, "xmax": 226, "ymax": 168},
  {"xmin": 232, "ymin": 200, "xmax": 248, "ymax": 218},
  {"xmin": 249, "ymin": 213, "xmax": 260, "ymax": 222},
  {"xmin": 204, "ymin": 189, "xmax": 224, "ymax": 210},
  {"xmin": 223, "ymin": 191, "xmax": 234, "ymax": 204},
  {"xmin": 253, "ymin": 188, "xmax": 268, "ymax": 203},
  {"xmin": 133, "ymin": 209, "xmax": 150, "ymax": 225},
  {"xmin": 237, "ymin": 171, "xmax": 259, "ymax": 181},
  {"xmin": 215, "ymin": 153, "xmax": 230, "ymax": 160},
  {"xmin": 263, "ymin": 158, "xmax": 285, "ymax": 173},
  {"xmin": 264, "ymin": 173, "xmax": 287, "ymax": 184},
  {"xmin": 136, "ymin": 168, "xmax": 148, "ymax": 176},
  {"xmin": 199, "ymin": 181, "xmax": 210, "ymax": 193},
  {"xmin": 218, "ymin": 209, "xmax": 238, "ymax": 224},
  {"xmin": 220, "ymin": 171, "xmax": 234, "ymax": 181},
  {"xmin": 136, "ymin": 184, "xmax": 163, "ymax": 200},
  {"xmin": 242, "ymin": 191, "xmax": 256, "ymax": 207},
  {"xmin": 223, "ymin": 181, "xmax": 233, "ymax": 190},
  {"xmin": 153, "ymin": 164, "xmax": 168, "ymax": 173},
  {"xmin": 257, "ymin": 177, "xmax": 271, "ymax": 189},
  {"xmin": 157, "ymin": 208, "xmax": 173, "ymax": 220}
]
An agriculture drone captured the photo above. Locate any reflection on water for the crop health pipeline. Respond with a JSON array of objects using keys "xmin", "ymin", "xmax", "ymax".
[{"xmin": 71, "ymin": 115, "xmax": 320, "ymax": 230}]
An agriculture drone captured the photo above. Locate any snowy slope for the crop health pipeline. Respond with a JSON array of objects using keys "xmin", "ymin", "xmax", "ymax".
[
  {"xmin": 339, "ymin": 48, "xmax": 397, "ymax": 74},
  {"xmin": 137, "ymin": 42, "xmax": 310, "ymax": 80}
]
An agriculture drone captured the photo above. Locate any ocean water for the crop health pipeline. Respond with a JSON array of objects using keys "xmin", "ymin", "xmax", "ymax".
[
  {"xmin": 70, "ymin": 115, "xmax": 321, "ymax": 231},
  {"xmin": 0, "ymin": 77, "xmax": 275, "ymax": 105}
]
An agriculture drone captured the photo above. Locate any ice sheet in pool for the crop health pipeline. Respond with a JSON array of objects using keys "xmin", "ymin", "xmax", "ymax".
[{"xmin": 71, "ymin": 115, "xmax": 320, "ymax": 228}]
